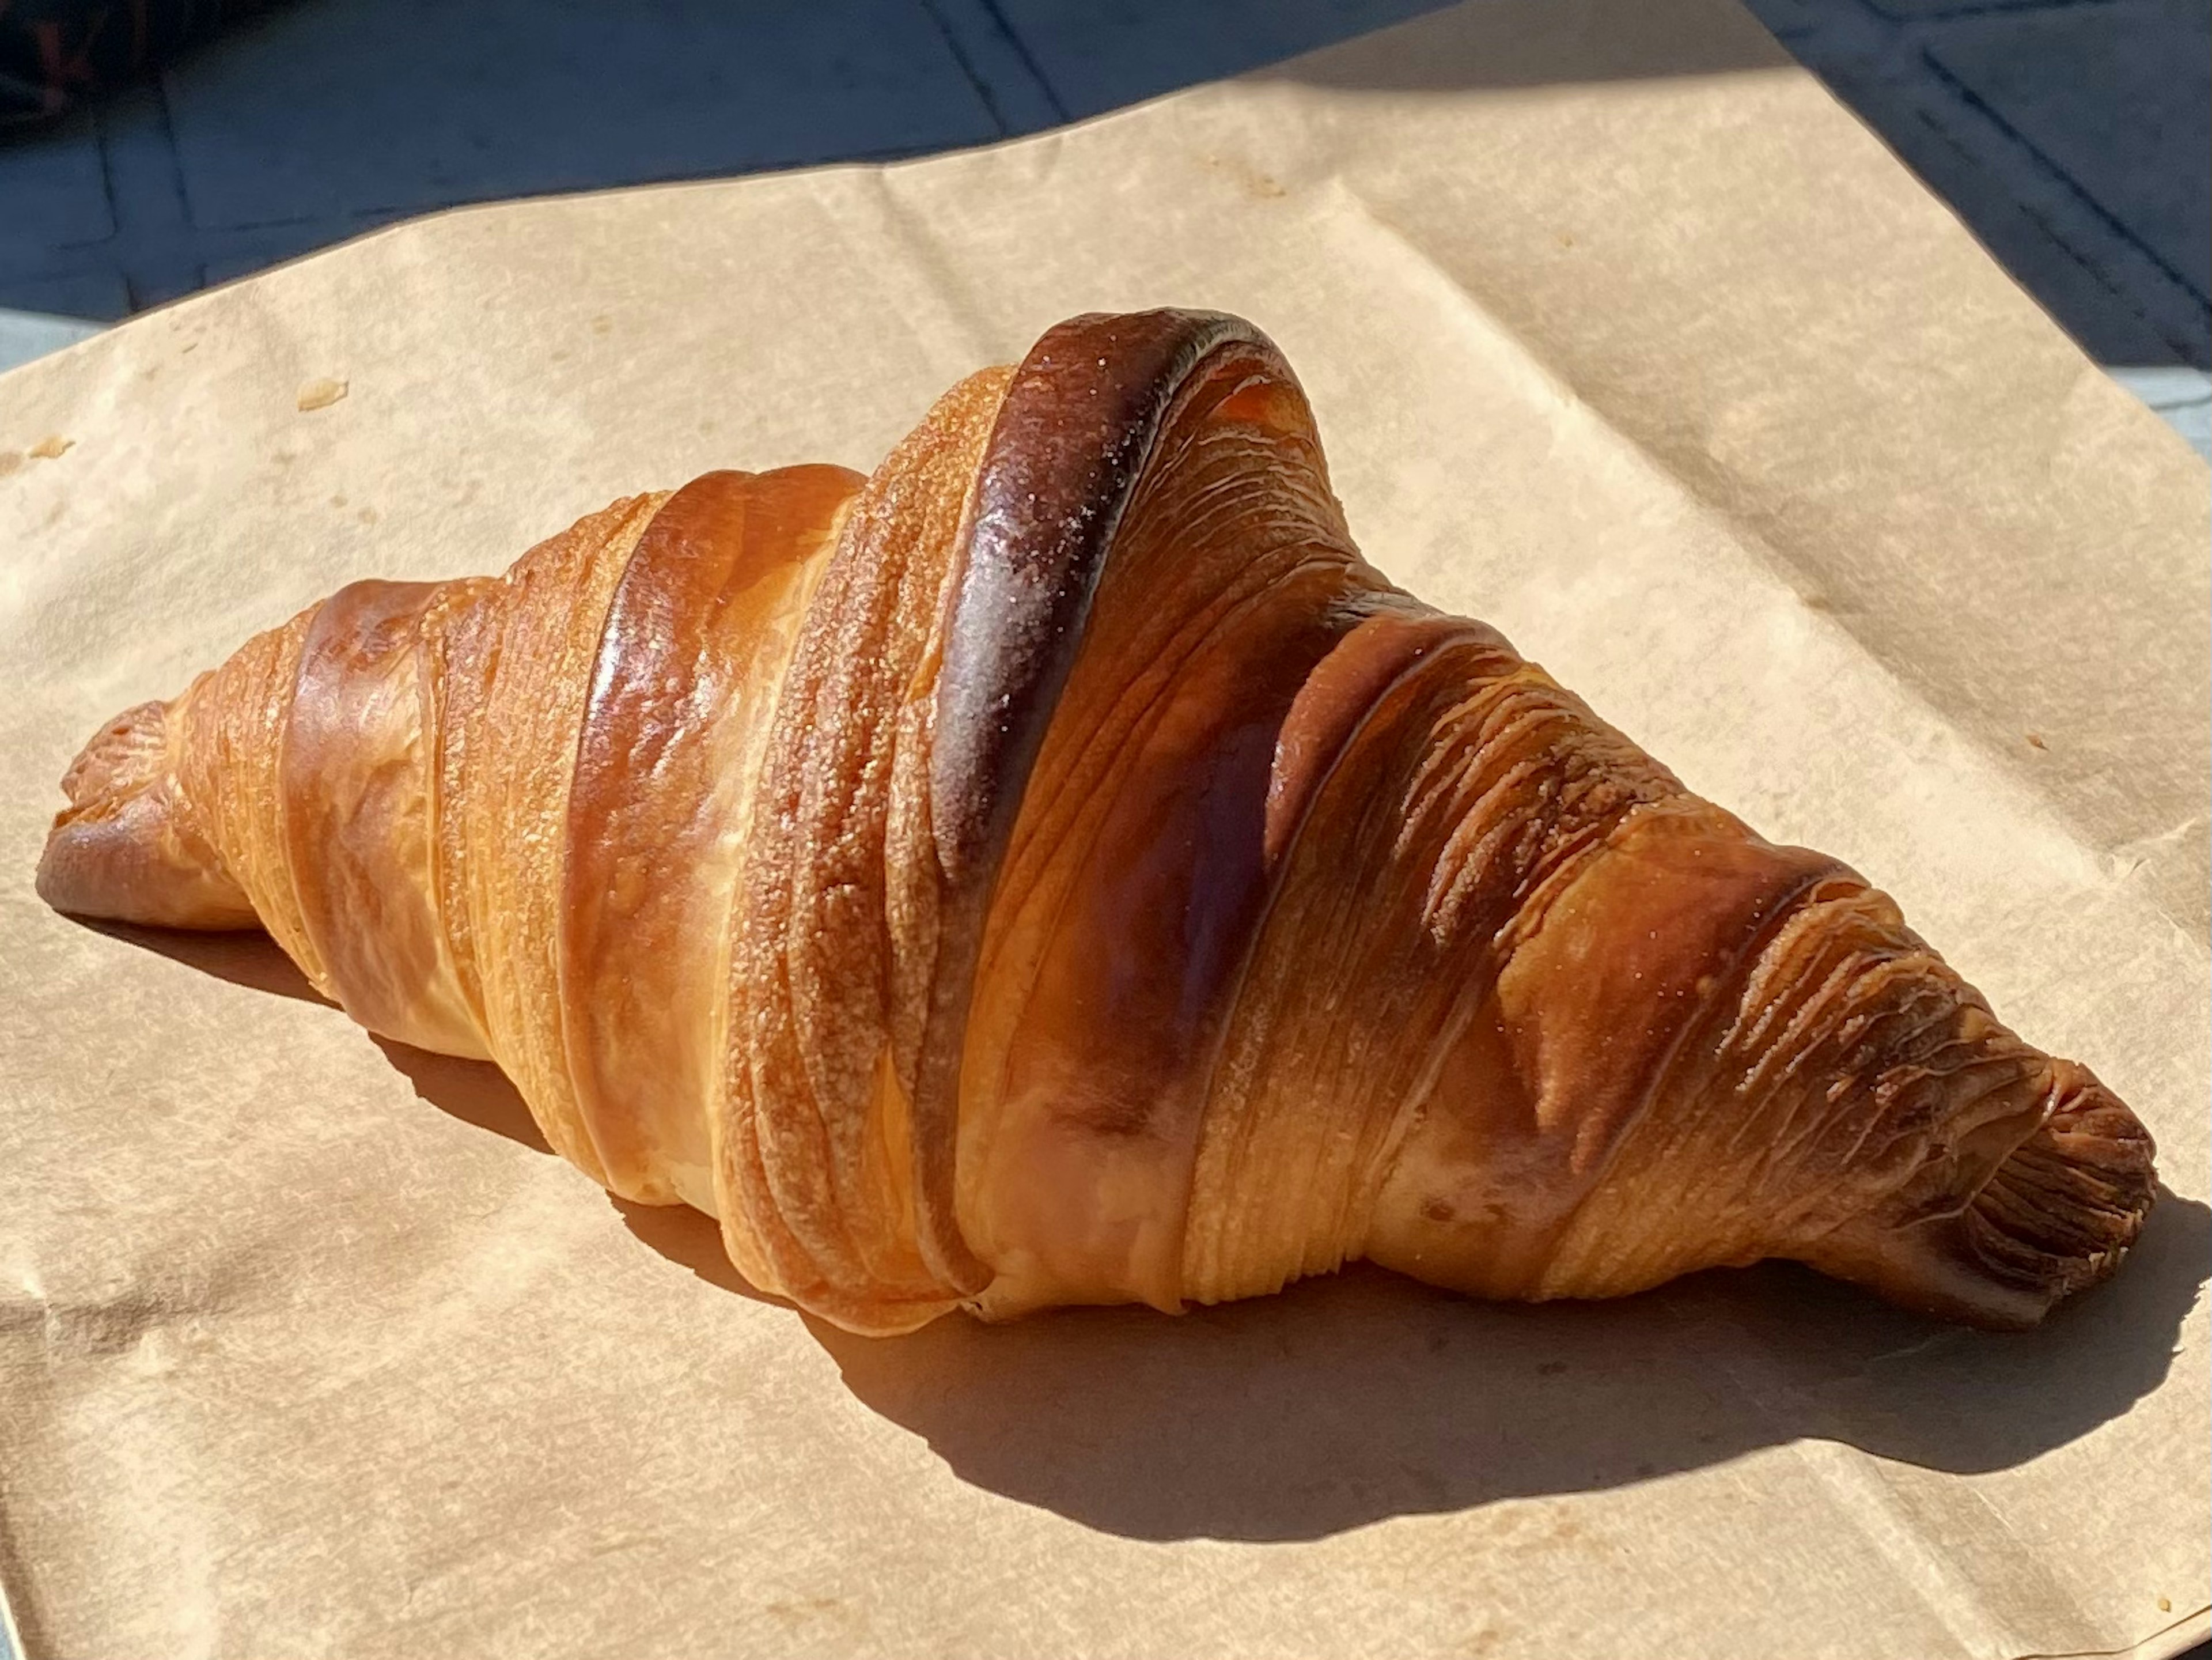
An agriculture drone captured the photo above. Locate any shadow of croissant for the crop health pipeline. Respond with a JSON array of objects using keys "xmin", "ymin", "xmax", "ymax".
[
  {"xmin": 92, "ymin": 921, "xmax": 2212, "ymax": 1544},
  {"xmin": 797, "ymin": 1205, "xmax": 2207, "ymax": 1542}
]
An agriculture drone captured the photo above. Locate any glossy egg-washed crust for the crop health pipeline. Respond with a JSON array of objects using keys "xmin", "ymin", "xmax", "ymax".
[{"xmin": 38, "ymin": 310, "xmax": 2156, "ymax": 1334}]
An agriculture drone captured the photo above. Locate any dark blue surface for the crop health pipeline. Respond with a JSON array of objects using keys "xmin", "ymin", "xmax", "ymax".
[{"xmin": 0, "ymin": 0, "xmax": 2204, "ymax": 370}]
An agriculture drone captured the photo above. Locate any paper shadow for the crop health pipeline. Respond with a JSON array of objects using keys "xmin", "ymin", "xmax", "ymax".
[
  {"xmin": 805, "ymin": 1192, "xmax": 2207, "ymax": 1541},
  {"xmin": 374, "ymin": 1033, "xmax": 793, "ymax": 1312},
  {"xmin": 370, "ymin": 1033, "xmax": 552, "ymax": 1156},
  {"xmin": 374, "ymin": 1042, "xmax": 799, "ymax": 1312},
  {"xmin": 70, "ymin": 920, "xmax": 558, "ymax": 1155},
  {"xmin": 139, "ymin": 922, "xmax": 793, "ymax": 1306},
  {"xmin": 87, "ymin": 916, "xmax": 2212, "ymax": 1544},
  {"xmin": 76, "ymin": 916, "xmax": 332, "ymax": 1004}
]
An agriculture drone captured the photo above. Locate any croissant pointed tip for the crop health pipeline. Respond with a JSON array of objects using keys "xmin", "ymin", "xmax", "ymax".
[
  {"xmin": 39, "ymin": 696, "xmax": 259, "ymax": 931},
  {"xmin": 1953, "ymin": 1069, "xmax": 2157, "ymax": 1322},
  {"xmin": 1808, "ymin": 1066, "xmax": 2157, "ymax": 1329}
]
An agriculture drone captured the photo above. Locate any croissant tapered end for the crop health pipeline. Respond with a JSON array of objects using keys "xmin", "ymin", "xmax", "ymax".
[
  {"xmin": 37, "ymin": 695, "xmax": 256, "ymax": 931},
  {"xmin": 1805, "ymin": 1065, "xmax": 2157, "ymax": 1329}
]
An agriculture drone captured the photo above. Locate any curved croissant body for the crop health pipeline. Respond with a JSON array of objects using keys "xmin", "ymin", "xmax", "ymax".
[{"xmin": 39, "ymin": 311, "xmax": 2155, "ymax": 1334}]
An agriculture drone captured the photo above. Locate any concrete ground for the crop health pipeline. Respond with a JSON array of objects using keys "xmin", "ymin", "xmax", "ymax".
[{"xmin": 1, "ymin": 0, "xmax": 2207, "ymax": 456}]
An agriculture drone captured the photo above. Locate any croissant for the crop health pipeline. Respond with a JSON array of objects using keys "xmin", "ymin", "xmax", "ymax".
[{"xmin": 37, "ymin": 309, "xmax": 2155, "ymax": 1336}]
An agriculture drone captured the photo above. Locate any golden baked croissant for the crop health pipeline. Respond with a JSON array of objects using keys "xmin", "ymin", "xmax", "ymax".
[{"xmin": 37, "ymin": 309, "xmax": 2156, "ymax": 1336}]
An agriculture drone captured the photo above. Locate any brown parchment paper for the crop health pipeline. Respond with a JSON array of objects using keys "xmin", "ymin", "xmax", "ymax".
[{"xmin": 2, "ymin": 1, "xmax": 2206, "ymax": 1655}]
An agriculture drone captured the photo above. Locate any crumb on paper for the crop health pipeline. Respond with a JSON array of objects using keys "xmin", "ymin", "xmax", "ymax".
[
  {"xmin": 28, "ymin": 434, "xmax": 74, "ymax": 460},
  {"xmin": 1197, "ymin": 152, "xmax": 1285, "ymax": 200},
  {"xmin": 2026, "ymin": 733, "xmax": 2047, "ymax": 751},
  {"xmin": 2158, "ymin": 1596, "xmax": 2172, "ymax": 1612},
  {"xmin": 297, "ymin": 377, "xmax": 349, "ymax": 413}
]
